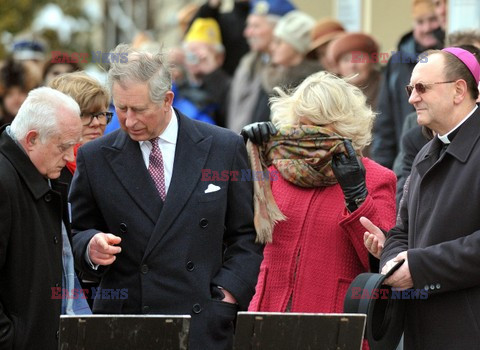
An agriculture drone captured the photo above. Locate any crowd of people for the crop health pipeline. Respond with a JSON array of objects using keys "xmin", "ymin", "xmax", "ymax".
[{"xmin": 1, "ymin": 0, "xmax": 480, "ymax": 349}]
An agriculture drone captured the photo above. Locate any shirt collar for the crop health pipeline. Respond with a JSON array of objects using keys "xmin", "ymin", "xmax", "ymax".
[{"xmin": 438, "ymin": 104, "xmax": 478, "ymax": 144}]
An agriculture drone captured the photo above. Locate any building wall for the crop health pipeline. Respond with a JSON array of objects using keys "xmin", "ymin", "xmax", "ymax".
[{"xmin": 293, "ymin": 0, "xmax": 413, "ymax": 55}]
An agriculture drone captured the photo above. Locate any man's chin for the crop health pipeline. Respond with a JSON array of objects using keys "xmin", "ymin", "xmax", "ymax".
[{"xmin": 418, "ymin": 37, "xmax": 439, "ymax": 50}]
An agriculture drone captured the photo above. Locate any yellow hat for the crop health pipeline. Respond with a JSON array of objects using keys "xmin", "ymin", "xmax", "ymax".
[{"xmin": 184, "ymin": 18, "xmax": 222, "ymax": 46}]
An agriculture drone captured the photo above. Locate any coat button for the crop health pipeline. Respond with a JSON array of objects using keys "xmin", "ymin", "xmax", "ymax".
[
  {"xmin": 56, "ymin": 330, "xmax": 60, "ymax": 339},
  {"xmin": 436, "ymin": 283, "xmax": 441, "ymax": 289},
  {"xmin": 430, "ymin": 284, "xmax": 435, "ymax": 290},
  {"xmin": 44, "ymin": 193, "xmax": 52, "ymax": 202},
  {"xmin": 119, "ymin": 223, "xmax": 127, "ymax": 233},
  {"xmin": 424, "ymin": 285, "xmax": 429, "ymax": 291},
  {"xmin": 199, "ymin": 218, "xmax": 208, "ymax": 228},
  {"xmin": 141, "ymin": 264, "xmax": 149, "ymax": 274},
  {"xmin": 192, "ymin": 303, "xmax": 202, "ymax": 314},
  {"xmin": 186, "ymin": 261, "xmax": 195, "ymax": 271},
  {"xmin": 53, "ymin": 236, "xmax": 59, "ymax": 244},
  {"xmin": 143, "ymin": 306, "xmax": 150, "ymax": 313}
]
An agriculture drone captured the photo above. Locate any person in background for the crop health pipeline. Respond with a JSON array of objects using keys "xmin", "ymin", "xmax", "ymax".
[
  {"xmin": 226, "ymin": 0, "xmax": 295, "ymax": 133},
  {"xmin": 255, "ymin": 10, "xmax": 321, "ymax": 124},
  {"xmin": 242, "ymin": 72, "xmax": 396, "ymax": 341},
  {"xmin": 69, "ymin": 43, "xmax": 263, "ymax": 350},
  {"xmin": 43, "ymin": 52, "xmax": 81, "ymax": 86},
  {"xmin": 48, "ymin": 71, "xmax": 111, "ymax": 186},
  {"xmin": 188, "ymin": 0, "xmax": 250, "ymax": 76},
  {"xmin": 432, "ymin": 0, "xmax": 447, "ymax": 31},
  {"xmin": 372, "ymin": 0, "xmax": 442, "ymax": 169},
  {"xmin": 10, "ymin": 33, "xmax": 48, "ymax": 73},
  {"xmin": 308, "ymin": 18, "xmax": 345, "ymax": 73},
  {"xmin": 174, "ymin": 17, "xmax": 230, "ymax": 126},
  {"xmin": 363, "ymin": 46, "xmax": 480, "ymax": 350},
  {"xmin": 0, "ymin": 58, "xmax": 41, "ymax": 124},
  {"xmin": 0, "ymin": 87, "xmax": 87, "ymax": 350},
  {"xmin": 328, "ymin": 32, "xmax": 381, "ymax": 110}
]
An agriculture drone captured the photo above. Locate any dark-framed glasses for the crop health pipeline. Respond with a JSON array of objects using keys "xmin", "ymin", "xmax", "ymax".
[
  {"xmin": 81, "ymin": 111, "xmax": 113, "ymax": 126},
  {"xmin": 405, "ymin": 81, "xmax": 456, "ymax": 97}
]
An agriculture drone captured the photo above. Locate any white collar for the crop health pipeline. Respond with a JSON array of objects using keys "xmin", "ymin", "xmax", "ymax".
[{"xmin": 438, "ymin": 104, "xmax": 478, "ymax": 144}]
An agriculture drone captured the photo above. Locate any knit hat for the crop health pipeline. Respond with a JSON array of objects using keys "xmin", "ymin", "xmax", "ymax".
[
  {"xmin": 411, "ymin": 0, "xmax": 435, "ymax": 20},
  {"xmin": 11, "ymin": 34, "xmax": 47, "ymax": 61},
  {"xmin": 310, "ymin": 18, "xmax": 345, "ymax": 51},
  {"xmin": 274, "ymin": 11, "xmax": 316, "ymax": 54},
  {"xmin": 184, "ymin": 18, "xmax": 222, "ymax": 46},
  {"xmin": 250, "ymin": 0, "xmax": 296, "ymax": 17},
  {"xmin": 328, "ymin": 32, "xmax": 379, "ymax": 64}
]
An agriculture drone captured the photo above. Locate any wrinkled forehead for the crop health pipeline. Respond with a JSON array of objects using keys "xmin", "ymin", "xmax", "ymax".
[{"xmin": 410, "ymin": 53, "xmax": 445, "ymax": 83}]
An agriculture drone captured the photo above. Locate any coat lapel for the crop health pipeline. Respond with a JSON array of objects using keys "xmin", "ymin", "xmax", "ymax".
[
  {"xmin": 101, "ymin": 130, "xmax": 163, "ymax": 224},
  {"xmin": 144, "ymin": 112, "xmax": 212, "ymax": 258},
  {"xmin": 415, "ymin": 137, "xmax": 443, "ymax": 178}
]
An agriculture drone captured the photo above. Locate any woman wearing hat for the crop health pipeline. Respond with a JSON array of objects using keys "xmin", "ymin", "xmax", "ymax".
[
  {"xmin": 327, "ymin": 32, "xmax": 381, "ymax": 110},
  {"xmin": 243, "ymin": 71, "xmax": 396, "ymax": 336},
  {"xmin": 255, "ymin": 10, "xmax": 322, "ymax": 122}
]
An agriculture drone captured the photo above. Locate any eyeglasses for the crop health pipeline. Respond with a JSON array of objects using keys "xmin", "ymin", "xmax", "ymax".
[
  {"xmin": 405, "ymin": 81, "xmax": 456, "ymax": 97},
  {"xmin": 81, "ymin": 111, "xmax": 113, "ymax": 126}
]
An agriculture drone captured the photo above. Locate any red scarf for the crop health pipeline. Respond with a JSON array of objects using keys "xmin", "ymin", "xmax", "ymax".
[{"xmin": 65, "ymin": 143, "xmax": 81, "ymax": 175}]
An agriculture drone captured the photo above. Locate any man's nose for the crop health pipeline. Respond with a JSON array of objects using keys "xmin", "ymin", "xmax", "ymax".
[
  {"xmin": 64, "ymin": 147, "xmax": 75, "ymax": 162},
  {"xmin": 408, "ymin": 88, "xmax": 421, "ymax": 105},
  {"xmin": 124, "ymin": 110, "xmax": 137, "ymax": 128}
]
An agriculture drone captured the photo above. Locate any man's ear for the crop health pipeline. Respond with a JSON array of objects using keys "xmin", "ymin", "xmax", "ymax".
[
  {"xmin": 24, "ymin": 130, "xmax": 40, "ymax": 151},
  {"xmin": 164, "ymin": 91, "xmax": 174, "ymax": 110},
  {"xmin": 453, "ymin": 79, "xmax": 468, "ymax": 104}
]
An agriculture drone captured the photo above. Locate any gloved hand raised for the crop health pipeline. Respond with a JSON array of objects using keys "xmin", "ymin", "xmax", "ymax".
[
  {"xmin": 240, "ymin": 122, "xmax": 277, "ymax": 144},
  {"xmin": 331, "ymin": 139, "xmax": 368, "ymax": 212}
]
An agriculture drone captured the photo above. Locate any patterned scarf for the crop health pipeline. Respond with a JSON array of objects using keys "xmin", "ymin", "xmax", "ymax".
[{"xmin": 247, "ymin": 125, "xmax": 347, "ymax": 244}]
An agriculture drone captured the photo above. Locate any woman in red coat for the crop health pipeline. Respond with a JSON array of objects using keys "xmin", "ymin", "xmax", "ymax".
[{"xmin": 242, "ymin": 71, "xmax": 396, "ymax": 315}]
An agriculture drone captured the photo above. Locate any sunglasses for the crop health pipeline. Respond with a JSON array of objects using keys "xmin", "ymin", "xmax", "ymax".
[{"xmin": 405, "ymin": 81, "xmax": 456, "ymax": 97}]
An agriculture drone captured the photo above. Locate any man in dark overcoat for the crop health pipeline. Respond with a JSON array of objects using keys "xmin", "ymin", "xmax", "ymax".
[
  {"xmin": 70, "ymin": 44, "xmax": 263, "ymax": 350},
  {"xmin": 0, "ymin": 87, "xmax": 83, "ymax": 349},
  {"xmin": 363, "ymin": 46, "xmax": 480, "ymax": 349}
]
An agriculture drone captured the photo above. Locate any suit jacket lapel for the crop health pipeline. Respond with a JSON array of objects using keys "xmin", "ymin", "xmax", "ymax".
[
  {"xmin": 102, "ymin": 130, "xmax": 163, "ymax": 224},
  {"xmin": 144, "ymin": 112, "xmax": 212, "ymax": 258}
]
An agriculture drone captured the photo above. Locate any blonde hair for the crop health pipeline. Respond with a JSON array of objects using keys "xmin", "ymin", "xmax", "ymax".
[
  {"xmin": 49, "ymin": 71, "xmax": 110, "ymax": 113},
  {"xmin": 270, "ymin": 71, "xmax": 375, "ymax": 151}
]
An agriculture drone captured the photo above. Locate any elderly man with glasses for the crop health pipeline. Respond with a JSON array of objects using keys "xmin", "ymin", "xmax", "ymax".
[{"xmin": 362, "ymin": 45, "xmax": 480, "ymax": 349}]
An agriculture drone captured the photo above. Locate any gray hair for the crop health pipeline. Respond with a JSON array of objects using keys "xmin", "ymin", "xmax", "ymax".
[
  {"xmin": 10, "ymin": 86, "xmax": 80, "ymax": 143},
  {"xmin": 108, "ymin": 43, "xmax": 172, "ymax": 105}
]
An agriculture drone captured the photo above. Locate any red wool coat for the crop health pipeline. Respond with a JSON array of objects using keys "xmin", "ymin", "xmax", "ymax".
[{"xmin": 249, "ymin": 158, "xmax": 396, "ymax": 313}]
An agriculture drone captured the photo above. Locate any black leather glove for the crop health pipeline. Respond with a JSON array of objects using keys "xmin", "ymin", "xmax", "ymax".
[
  {"xmin": 331, "ymin": 139, "xmax": 368, "ymax": 212},
  {"xmin": 240, "ymin": 122, "xmax": 277, "ymax": 144}
]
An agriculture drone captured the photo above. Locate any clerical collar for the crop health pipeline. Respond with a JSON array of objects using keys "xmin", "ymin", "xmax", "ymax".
[{"xmin": 438, "ymin": 105, "xmax": 478, "ymax": 144}]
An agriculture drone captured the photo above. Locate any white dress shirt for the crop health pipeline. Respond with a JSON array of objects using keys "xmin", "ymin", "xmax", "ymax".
[{"xmin": 138, "ymin": 107, "xmax": 178, "ymax": 193}]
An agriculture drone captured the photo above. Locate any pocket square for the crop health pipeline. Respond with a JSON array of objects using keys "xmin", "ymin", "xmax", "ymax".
[{"xmin": 204, "ymin": 184, "xmax": 221, "ymax": 194}]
